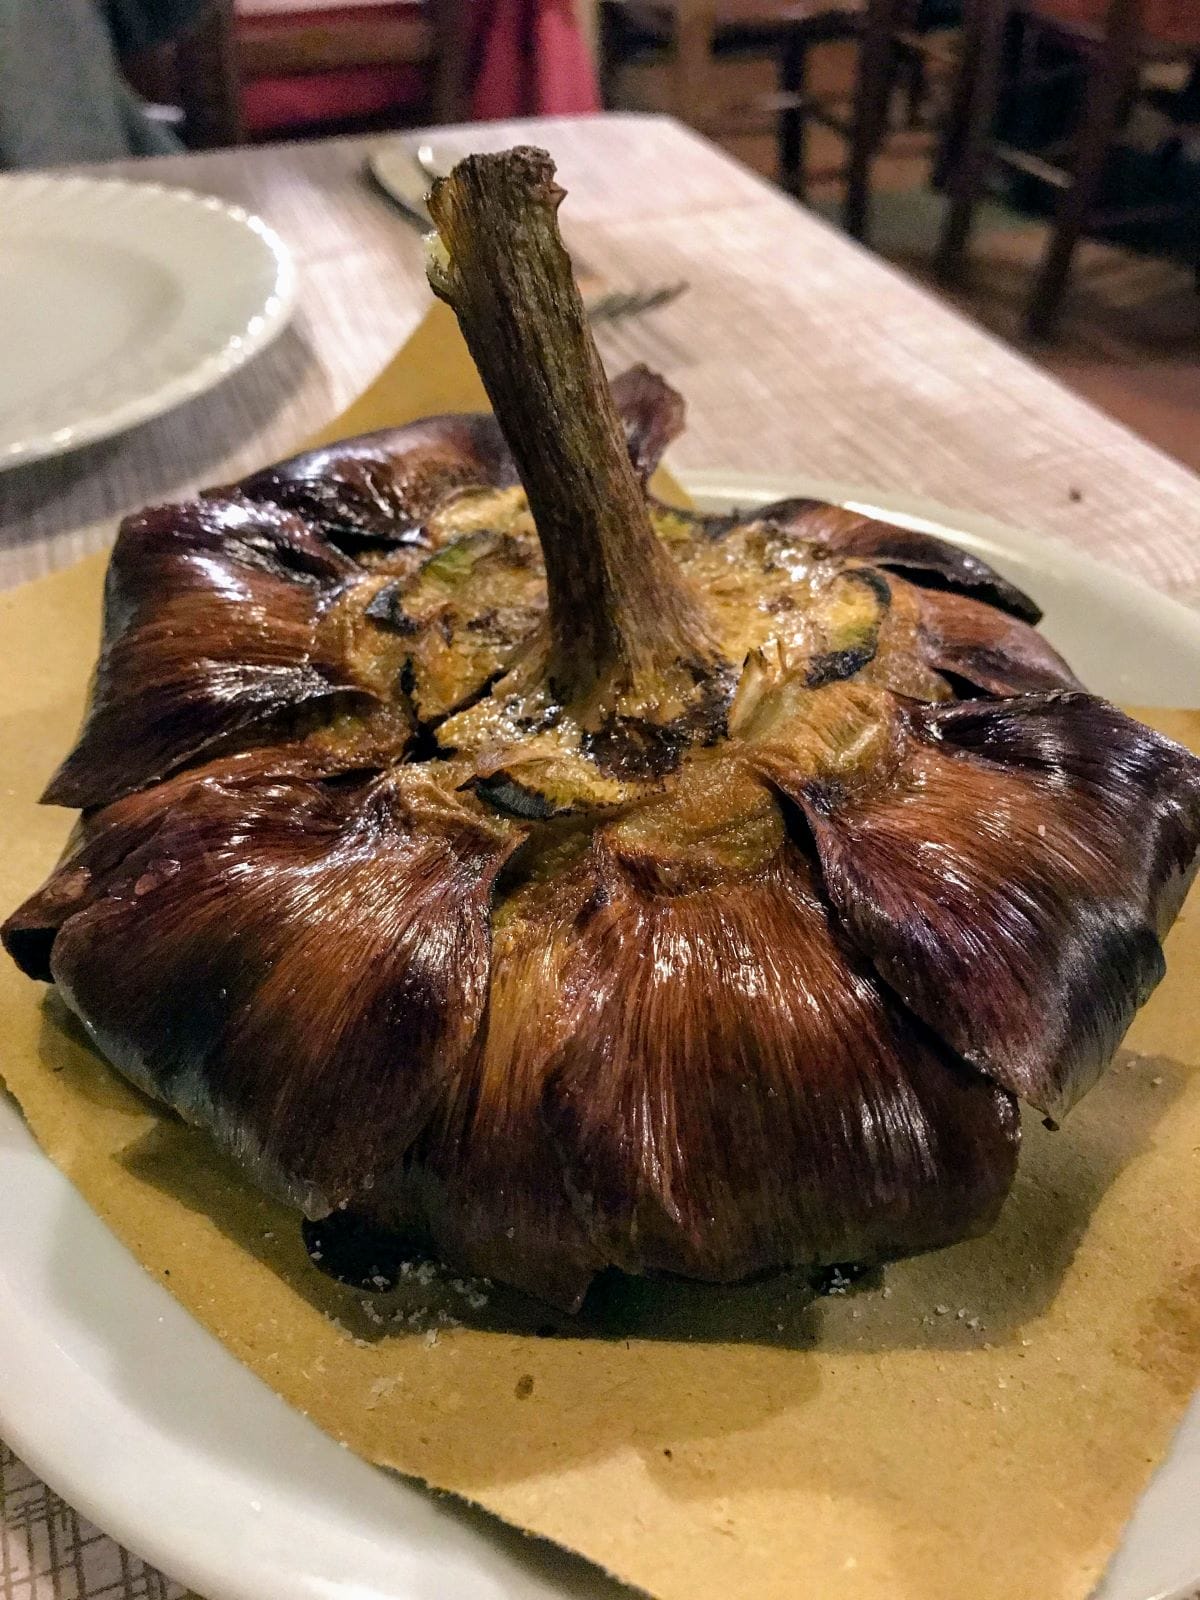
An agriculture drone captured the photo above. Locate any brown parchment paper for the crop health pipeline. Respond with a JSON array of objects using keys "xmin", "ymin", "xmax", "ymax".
[{"xmin": 2, "ymin": 303, "xmax": 1199, "ymax": 1600}]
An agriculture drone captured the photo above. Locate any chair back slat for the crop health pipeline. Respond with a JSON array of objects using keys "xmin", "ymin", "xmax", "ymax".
[{"xmin": 174, "ymin": 0, "xmax": 471, "ymax": 146}]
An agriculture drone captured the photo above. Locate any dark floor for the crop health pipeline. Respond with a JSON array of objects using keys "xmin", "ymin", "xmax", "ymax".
[{"xmin": 610, "ymin": 42, "xmax": 1200, "ymax": 475}]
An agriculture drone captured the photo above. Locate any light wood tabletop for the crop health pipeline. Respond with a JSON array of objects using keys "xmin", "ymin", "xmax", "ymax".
[{"xmin": 2, "ymin": 111, "xmax": 1199, "ymax": 1600}]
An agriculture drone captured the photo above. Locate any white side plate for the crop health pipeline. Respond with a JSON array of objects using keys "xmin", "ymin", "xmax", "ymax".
[
  {"xmin": 0, "ymin": 175, "xmax": 295, "ymax": 469},
  {"xmin": 1, "ymin": 476, "xmax": 1197, "ymax": 1600}
]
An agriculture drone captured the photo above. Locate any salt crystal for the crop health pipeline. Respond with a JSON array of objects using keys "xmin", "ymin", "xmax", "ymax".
[
  {"xmin": 935, "ymin": 1304, "xmax": 950, "ymax": 1316},
  {"xmin": 880, "ymin": 1284, "xmax": 893, "ymax": 1300},
  {"xmin": 424, "ymin": 1327, "xmax": 440, "ymax": 1348},
  {"xmin": 367, "ymin": 1375, "xmax": 402, "ymax": 1410}
]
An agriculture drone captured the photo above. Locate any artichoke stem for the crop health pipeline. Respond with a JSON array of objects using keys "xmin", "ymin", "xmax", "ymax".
[{"xmin": 425, "ymin": 147, "xmax": 722, "ymax": 712}]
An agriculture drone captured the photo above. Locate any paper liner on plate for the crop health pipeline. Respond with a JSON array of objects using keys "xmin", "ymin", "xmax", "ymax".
[{"xmin": 1, "ymin": 301, "xmax": 1197, "ymax": 1600}]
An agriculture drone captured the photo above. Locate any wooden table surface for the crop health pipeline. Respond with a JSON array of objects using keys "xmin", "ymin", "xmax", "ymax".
[{"xmin": 2, "ymin": 112, "xmax": 1199, "ymax": 1600}]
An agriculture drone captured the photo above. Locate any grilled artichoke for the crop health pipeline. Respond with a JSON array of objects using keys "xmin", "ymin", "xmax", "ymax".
[{"xmin": 7, "ymin": 148, "xmax": 1200, "ymax": 1312}]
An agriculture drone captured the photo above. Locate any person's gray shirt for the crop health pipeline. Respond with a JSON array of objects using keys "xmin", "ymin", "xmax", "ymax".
[{"xmin": 1, "ymin": 0, "xmax": 209, "ymax": 168}]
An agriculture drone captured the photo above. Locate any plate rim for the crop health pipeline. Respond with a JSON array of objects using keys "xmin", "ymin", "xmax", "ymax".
[
  {"xmin": 0, "ymin": 472, "xmax": 1196, "ymax": 1600},
  {"xmin": 0, "ymin": 172, "xmax": 296, "ymax": 469}
]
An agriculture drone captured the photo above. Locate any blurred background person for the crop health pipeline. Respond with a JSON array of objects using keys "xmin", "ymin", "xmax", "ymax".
[{"xmin": 0, "ymin": 0, "xmax": 213, "ymax": 167}]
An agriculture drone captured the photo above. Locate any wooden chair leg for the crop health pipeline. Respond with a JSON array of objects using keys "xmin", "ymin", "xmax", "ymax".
[
  {"xmin": 675, "ymin": 4, "xmax": 716, "ymax": 131},
  {"xmin": 902, "ymin": 43, "xmax": 927, "ymax": 128},
  {"xmin": 1025, "ymin": 4, "xmax": 1137, "ymax": 339},
  {"xmin": 933, "ymin": 0, "xmax": 1009, "ymax": 285},
  {"xmin": 843, "ymin": 0, "xmax": 904, "ymax": 241},
  {"xmin": 932, "ymin": 7, "xmax": 982, "ymax": 190},
  {"xmin": 429, "ymin": 0, "xmax": 473, "ymax": 126},
  {"xmin": 597, "ymin": 1, "xmax": 621, "ymax": 108},
  {"xmin": 778, "ymin": 24, "xmax": 810, "ymax": 197},
  {"xmin": 173, "ymin": 0, "xmax": 242, "ymax": 148}
]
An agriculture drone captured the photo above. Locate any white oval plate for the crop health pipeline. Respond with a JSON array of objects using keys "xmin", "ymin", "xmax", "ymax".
[
  {"xmin": 0, "ymin": 174, "xmax": 295, "ymax": 469},
  {"xmin": 0, "ymin": 474, "xmax": 1197, "ymax": 1600}
]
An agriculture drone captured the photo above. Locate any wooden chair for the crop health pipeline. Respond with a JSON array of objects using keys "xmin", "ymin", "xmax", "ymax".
[
  {"xmin": 843, "ymin": 0, "xmax": 971, "ymax": 237},
  {"xmin": 935, "ymin": 0, "xmax": 1200, "ymax": 338},
  {"xmin": 162, "ymin": 0, "xmax": 470, "ymax": 147},
  {"xmin": 599, "ymin": 1, "xmax": 867, "ymax": 196},
  {"xmin": 600, "ymin": 1, "xmax": 969, "ymax": 238}
]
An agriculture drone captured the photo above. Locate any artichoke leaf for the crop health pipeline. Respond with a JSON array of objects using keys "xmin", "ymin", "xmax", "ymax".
[
  {"xmin": 542, "ymin": 844, "xmax": 1020, "ymax": 1280},
  {"xmin": 44, "ymin": 497, "xmax": 415, "ymax": 810},
  {"xmin": 27, "ymin": 764, "xmax": 520, "ymax": 1218},
  {"xmin": 789, "ymin": 693, "xmax": 1200, "ymax": 1116},
  {"xmin": 232, "ymin": 365, "xmax": 687, "ymax": 551},
  {"xmin": 747, "ymin": 498, "xmax": 1043, "ymax": 622},
  {"xmin": 909, "ymin": 579, "xmax": 1082, "ymax": 697}
]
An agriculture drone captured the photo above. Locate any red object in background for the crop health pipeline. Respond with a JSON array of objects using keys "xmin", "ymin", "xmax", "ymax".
[
  {"xmin": 236, "ymin": 0, "xmax": 600, "ymax": 139},
  {"xmin": 471, "ymin": 0, "xmax": 601, "ymax": 118}
]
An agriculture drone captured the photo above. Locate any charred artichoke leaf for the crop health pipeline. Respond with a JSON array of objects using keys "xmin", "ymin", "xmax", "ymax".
[
  {"xmin": 41, "ymin": 763, "xmax": 520, "ymax": 1216},
  {"xmin": 608, "ymin": 363, "xmax": 687, "ymax": 482},
  {"xmin": 394, "ymin": 763, "xmax": 781, "ymax": 1306},
  {"xmin": 231, "ymin": 366, "xmax": 686, "ymax": 552},
  {"xmin": 908, "ymin": 579, "xmax": 1082, "ymax": 697},
  {"xmin": 748, "ymin": 498, "xmax": 1043, "ymax": 622},
  {"xmin": 541, "ymin": 842, "xmax": 1020, "ymax": 1281},
  {"xmin": 770, "ymin": 691, "xmax": 1200, "ymax": 1117},
  {"xmin": 231, "ymin": 414, "xmax": 520, "ymax": 549},
  {"xmin": 400, "ymin": 761, "xmax": 1017, "ymax": 1308},
  {"xmin": 399, "ymin": 856, "xmax": 607, "ymax": 1311},
  {"xmin": 44, "ymin": 498, "xmax": 416, "ymax": 811},
  {"xmin": 5, "ymin": 741, "xmax": 404, "ymax": 981}
]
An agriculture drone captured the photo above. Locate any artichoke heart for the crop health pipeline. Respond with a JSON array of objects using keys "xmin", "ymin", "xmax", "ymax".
[{"xmin": 6, "ymin": 147, "xmax": 1200, "ymax": 1313}]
